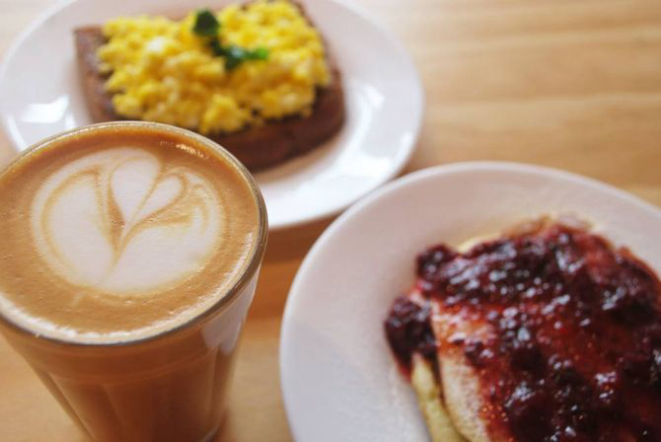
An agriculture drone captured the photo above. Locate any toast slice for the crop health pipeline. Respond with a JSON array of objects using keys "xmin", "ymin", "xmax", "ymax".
[{"xmin": 74, "ymin": 21, "xmax": 345, "ymax": 171}]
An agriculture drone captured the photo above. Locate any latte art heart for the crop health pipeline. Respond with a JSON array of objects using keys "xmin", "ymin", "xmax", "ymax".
[{"xmin": 30, "ymin": 147, "xmax": 223, "ymax": 295}]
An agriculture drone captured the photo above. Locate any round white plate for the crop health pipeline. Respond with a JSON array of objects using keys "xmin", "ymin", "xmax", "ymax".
[
  {"xmin": 280, "ymin": 162, "xmax": 661, "ymax": 442},
  {"xmin": 0, "ymin": 0, "xmax": 423, "ymax": 230}
]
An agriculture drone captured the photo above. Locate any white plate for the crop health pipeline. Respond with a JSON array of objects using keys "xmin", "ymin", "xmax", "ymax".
[
  {"xmin": 280, "ymin": 162, "xmax": 661, "ymax": 442},
  {"xmin": 0, "ymin": 0, "xmax": 423, "ymax": 230}
]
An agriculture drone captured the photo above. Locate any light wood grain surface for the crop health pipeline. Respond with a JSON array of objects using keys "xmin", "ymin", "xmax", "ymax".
[{"xmin": 1, "ymin": 0, "xmax": 660, "ymax": 441}]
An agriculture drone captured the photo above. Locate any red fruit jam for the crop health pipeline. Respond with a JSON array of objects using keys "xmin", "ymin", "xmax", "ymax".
[{"xmin": 386, "ymin": 223, "xmax": 661, "ymax": 442}]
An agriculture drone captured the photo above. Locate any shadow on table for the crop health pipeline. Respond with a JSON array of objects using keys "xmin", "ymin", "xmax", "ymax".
[{"xmin": 263, "ymin": 217, "xmax": 336, "ymax": 263}]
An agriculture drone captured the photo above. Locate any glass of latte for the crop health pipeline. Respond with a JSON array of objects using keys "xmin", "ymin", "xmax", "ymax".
[{"xmin": 0, "ymin": 122, "xmax": 267, "ymax": 441}]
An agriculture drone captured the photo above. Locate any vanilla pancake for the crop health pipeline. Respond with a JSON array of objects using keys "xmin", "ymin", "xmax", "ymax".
[{"xmin": 391, "ymin": 219, "xmax": 661, "ymax": 442}]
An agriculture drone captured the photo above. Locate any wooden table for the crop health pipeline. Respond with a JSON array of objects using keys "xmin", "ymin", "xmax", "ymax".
[{"xmin": 1, "ymin": 0, "xmax": 661, "ymax": 440}]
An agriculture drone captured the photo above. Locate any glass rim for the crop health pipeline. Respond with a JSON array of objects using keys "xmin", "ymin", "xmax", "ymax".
[{"xmin": 0, "ymin": 121, "xmax": 268, "ymax": 350}]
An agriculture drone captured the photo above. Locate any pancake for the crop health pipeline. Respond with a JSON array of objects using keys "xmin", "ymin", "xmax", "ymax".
[{"xmin": 386, "ymin": 218, "xmax": 661, "ymax": 441}]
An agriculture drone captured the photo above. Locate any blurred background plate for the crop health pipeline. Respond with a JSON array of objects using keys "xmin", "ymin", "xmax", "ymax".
[
  {"xmin": 0, "ymin": 0, "xmax": 423, "ymax": 229},
  {"xmin": 280, "ymin": 162, "xmax": 661, "ymax": 442}
]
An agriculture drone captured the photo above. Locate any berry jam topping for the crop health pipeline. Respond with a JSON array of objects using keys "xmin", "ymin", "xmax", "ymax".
[
  {"xmin": 384, "ymin": 296, "xmax": 437, "ymax": 375},
  {"xmin": 414, "ymin": 223, "xmax": 661, "ymax": 442}
]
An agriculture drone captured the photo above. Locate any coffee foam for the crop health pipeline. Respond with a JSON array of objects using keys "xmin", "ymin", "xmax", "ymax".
[
  {"xmin": 0, "ymin": 127, "xmax": 261, "ymax": 343},
  {"xmin": 31, "ymin": 147, "xmax": 223, "ymax": 295}
]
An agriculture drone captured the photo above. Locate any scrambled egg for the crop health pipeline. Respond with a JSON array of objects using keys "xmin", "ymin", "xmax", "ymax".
[{"xmin": 97, "ymin": 0, "xmax": 331, "ymax": 134}]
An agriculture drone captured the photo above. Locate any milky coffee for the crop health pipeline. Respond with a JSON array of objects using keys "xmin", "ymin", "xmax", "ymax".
[{"xmin": 0, "ymin": 123, "xmax": 266, "ymax": 442}]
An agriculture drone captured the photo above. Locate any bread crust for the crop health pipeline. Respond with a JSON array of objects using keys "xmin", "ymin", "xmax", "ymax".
[{"xmin": 74, "ymin": 25, "xmax": 345, "ymax": 171}]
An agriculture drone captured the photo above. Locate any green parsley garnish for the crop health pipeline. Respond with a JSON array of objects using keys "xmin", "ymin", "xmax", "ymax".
[
  {"xmin": 246, "ymin": 47, "xmax": 269, "ymax": 60},
  {"xmin": 224, "ymin": 45, "xmax": 269, "ymax": 69},
  {"xmin": 193, "ymin": 9, "xmax": 269, "ymax": 70},
  {"xmin": 193, "ymin": 10, "xmax": 220, "ymax": 37}
]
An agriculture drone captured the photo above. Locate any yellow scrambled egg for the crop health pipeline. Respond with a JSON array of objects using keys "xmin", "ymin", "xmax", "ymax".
[{"xmin": 97, "ymin": 0, "xmax": 331, "ymax": 134}]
